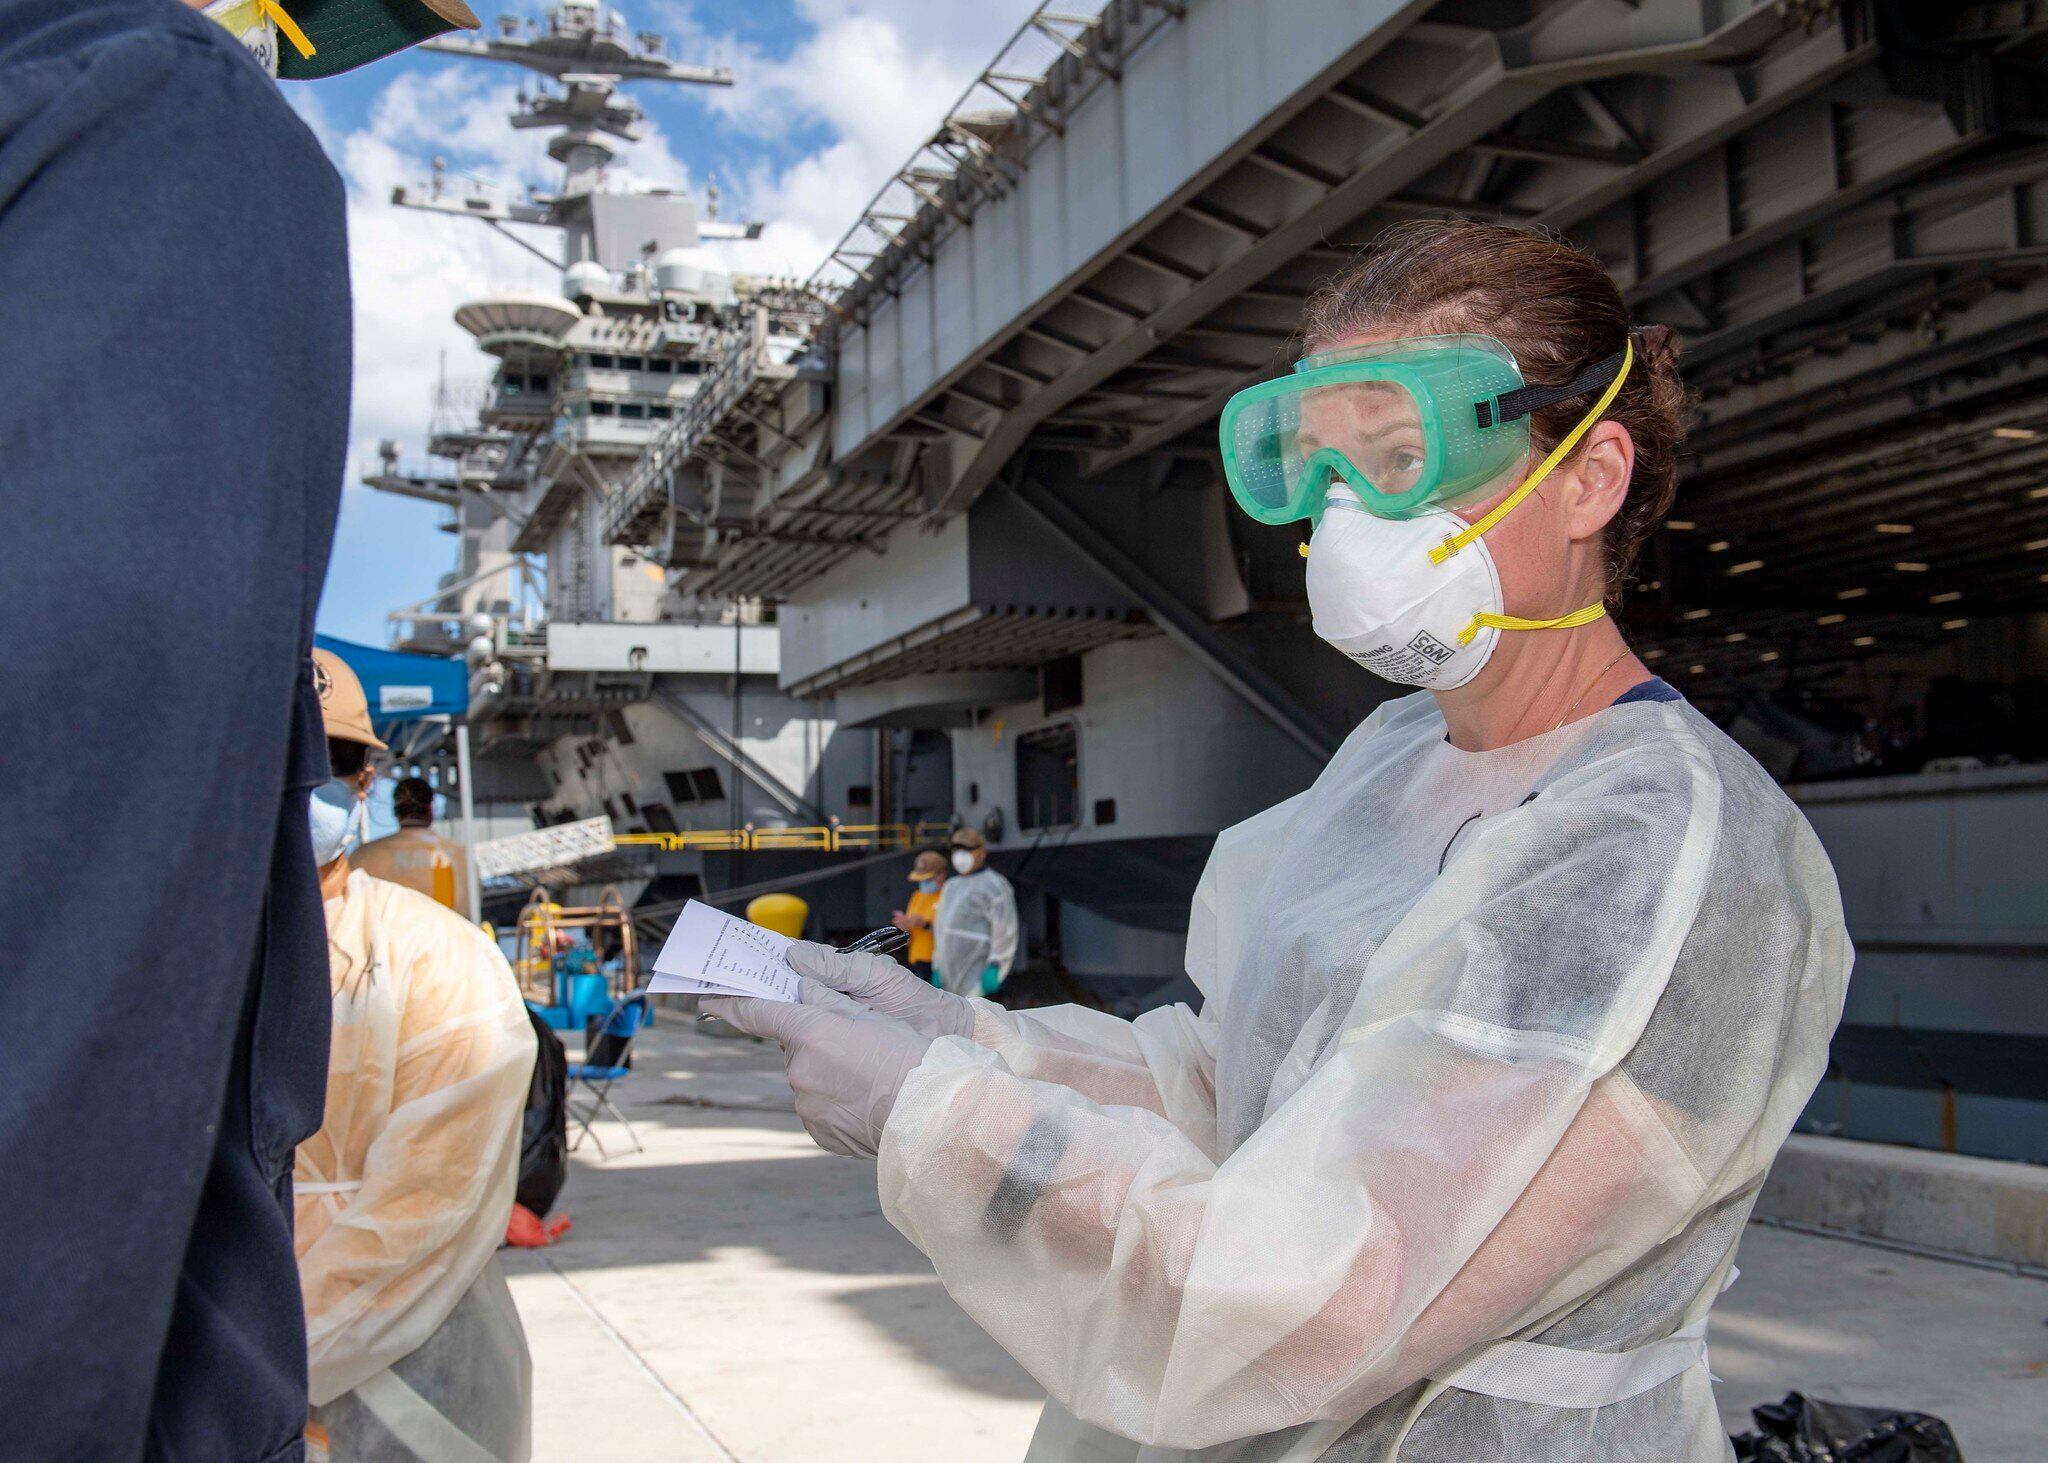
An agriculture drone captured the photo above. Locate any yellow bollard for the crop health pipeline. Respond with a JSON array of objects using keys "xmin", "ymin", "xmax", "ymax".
[{"xmin": 745, "ymin": 892, "xmax": 809, "ymax": 940}]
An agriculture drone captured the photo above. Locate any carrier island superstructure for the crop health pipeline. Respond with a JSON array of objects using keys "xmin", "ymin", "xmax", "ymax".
[
  {"xmin": 371, "ymin": 0, "xmax": 2048, "ymax": 1164},
  {"xmin": 365, "ymin": 0, "xmax": 898, "ymax": 917}
]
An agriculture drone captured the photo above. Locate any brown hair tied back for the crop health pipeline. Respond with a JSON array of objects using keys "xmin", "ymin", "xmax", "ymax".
[{"xmin": 1299, "ymin": 220, "xmax": 1692, "ymax": 605}]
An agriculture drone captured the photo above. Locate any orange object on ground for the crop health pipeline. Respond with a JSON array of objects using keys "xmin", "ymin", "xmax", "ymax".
[{"xmin": 504, "ymin": 1203, "xmax": 571, "ymax": 1248}]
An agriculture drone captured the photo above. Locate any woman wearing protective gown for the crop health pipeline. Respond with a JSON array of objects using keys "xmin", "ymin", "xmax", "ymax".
[
  {"xmin": 298, "ymin": 650, "xmax": 537, "ymax": 1462},
  {"xmin": 707, "ymin": 221, "xmax": 1851, "ymax": 1463}
]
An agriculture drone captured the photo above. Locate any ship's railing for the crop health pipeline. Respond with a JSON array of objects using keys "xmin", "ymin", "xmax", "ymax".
[
  {"xmin": 613, "ymin": 820, "xmax": 954, "ymax": 854},
  {"xmin": 807, "ymin": 0, "xmax": 1177, "ymax": 318},
  {"xmin": 601, "ymin": 309, "xmax": 771, "ymax": 546}
]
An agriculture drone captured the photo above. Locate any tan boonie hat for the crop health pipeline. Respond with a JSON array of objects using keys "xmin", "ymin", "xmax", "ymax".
[
  {"xmin": 950, "ymin": 827, "xmax": 986, "ymax": 852},
  {"xmin": 312, "ymin": 647, "xmax": 388, "ymax": 750},
  {"xmin": 908, "ymin": 850, "xmax": 946, "ymax": 880}
]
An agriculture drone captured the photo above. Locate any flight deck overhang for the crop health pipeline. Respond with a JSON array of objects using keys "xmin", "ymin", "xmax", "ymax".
[
  {"xmin": 543, "ymin": 621, "xmax": 779, "ymax": 676},
  {"xmin": 664, "ymin": 0, "xmax": 2048, "ymax": 694},
  {"xmin": 775, "ymin": 492, "xmax": 1149, "ymax": 700},
  {"xmin": 832, "ymin": 672, "xmax": 1041, "ymax": 729}
]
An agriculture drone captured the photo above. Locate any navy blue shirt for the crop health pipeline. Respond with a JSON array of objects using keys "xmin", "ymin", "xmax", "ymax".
[
  {"xmin": 1614, "ymin": 676, "xmax": 1684, "ymax": 707},
  {"xmin": 0, "ymin": 2, "xmax": 348, "ymax": 1456}
]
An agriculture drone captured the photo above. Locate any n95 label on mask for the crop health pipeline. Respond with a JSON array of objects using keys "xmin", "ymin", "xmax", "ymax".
[{"xmin": 1349, "ymin": 629, "xmax": 1457, "ymax": 684}]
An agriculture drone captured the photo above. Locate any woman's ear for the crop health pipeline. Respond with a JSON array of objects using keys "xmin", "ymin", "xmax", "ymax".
[{"xmin": 1562, "ymin": 420, "xmax": 1635, "ymax": 543}]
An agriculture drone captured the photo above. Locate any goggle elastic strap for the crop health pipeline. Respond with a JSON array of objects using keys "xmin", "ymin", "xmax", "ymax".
[
  {"xmin": 1429, "ymin": 336, "xmax": 1636, "ymax": 568},
  {"xmin": 1476, "ymin": 342, "xmax": 1632, "ymax": 430}
]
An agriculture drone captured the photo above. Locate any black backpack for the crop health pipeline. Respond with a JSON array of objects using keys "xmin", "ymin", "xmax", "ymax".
[{"xmin": 515, "ymin": 1005, "xmax": 569, "ymax": 1217}]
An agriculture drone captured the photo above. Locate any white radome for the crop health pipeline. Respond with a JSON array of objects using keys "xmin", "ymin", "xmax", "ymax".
[
  {"xmin": 654, "ymin": 245, "xmax": 734, "ymax": 303},
  {"xmin": 562, "ymin": 259, "xmax": 610, "ymax": 298}
]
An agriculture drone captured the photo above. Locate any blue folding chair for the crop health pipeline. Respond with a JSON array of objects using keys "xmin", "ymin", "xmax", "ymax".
[{"xmin": 567, "ymin": 995, "xmax": 647, "ymax": 1158}]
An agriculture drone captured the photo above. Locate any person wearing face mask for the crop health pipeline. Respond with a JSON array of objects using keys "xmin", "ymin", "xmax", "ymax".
[
  {"xmin": 300, "ymin": 649, "xmax": 537, "ymax": 1462},
  {"xmin": 705, "ymin": 221, "xmax": 1851, "ymax": 1462},
  {"xmin": 929, "ymin": 829, "xmax": 1019, "ymax": 998},
  {"xmin": 0, "ymin": 1, "xmax": 481, "ymax": 1457},
  {"xmin": 892, "ymin": 850, "xmax": 949, "ymax": 984}
]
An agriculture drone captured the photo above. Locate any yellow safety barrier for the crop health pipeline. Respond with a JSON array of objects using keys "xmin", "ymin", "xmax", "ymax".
[
  {"xmin": 611, "ymin": 820, "xmax": 955, "ymax": 854},
  {"xmin": 750, "ymin": 826, "xmax": 836, "ymax": 852}
]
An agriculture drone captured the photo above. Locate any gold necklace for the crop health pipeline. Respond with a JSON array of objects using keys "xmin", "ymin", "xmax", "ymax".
[{"xmin": 1554, "ymin": 649, "xmax": 1632, "ymax": 732}]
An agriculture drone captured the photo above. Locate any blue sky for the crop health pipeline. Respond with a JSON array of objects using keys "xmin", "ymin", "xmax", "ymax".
[{"xmin": 307, "ymin": 0, "xmax": 1034, "ymax": 646}]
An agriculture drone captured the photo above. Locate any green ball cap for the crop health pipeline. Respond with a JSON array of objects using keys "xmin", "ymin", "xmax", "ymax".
[{"xmin": 276, "ymin": 0, "xmax": 480, "ymax": 81}]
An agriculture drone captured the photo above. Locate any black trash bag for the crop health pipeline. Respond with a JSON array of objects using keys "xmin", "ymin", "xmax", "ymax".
[
  {"xmin": 516, "ymin": 1005, "xmax": 569, "ymax": 1217},
  {"xmin": 583, "ymin": 1011, "xmax": 634, "ymax": 1070},
  {"xmin": 1732, "ymin": 1391, "xmax": 1963, "ymax": 1463}
]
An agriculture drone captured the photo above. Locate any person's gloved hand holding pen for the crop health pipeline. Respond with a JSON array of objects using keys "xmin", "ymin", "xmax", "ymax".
[
  {"xmin": 706, "ymin": 940, "xmax": 1006, "ymax": 1157},
  {"xmin": 783, "ymin": 941, "xmax": 976, "ymax": 1040}
]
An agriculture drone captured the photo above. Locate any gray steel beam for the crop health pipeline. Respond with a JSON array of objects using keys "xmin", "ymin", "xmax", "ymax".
[
  {"xmin": 1528, "ymin": 24, "xmax": 1873, "ymax": 236},
  {"xmin": 1693, "ymin": 400, "xmax": 2048, "ymax": 512},
  {"xmin": 927, "ymin": 1, "xmax": 1795, "ymax": 510},
  {"xmin": 652, "ymin": 687, "xmax": 827, "ymax": 824},
  {"xmin": 1673, "ymin": 165, "xmax": 2048, "ymax": 369},
  {"xmin": 958, "ymin": 2, "xmax": 1794, "ymax": 497},
  {"xmin": 1691, "ymin": 270, "xmax": 2048, "ymax": 461},
  {"xmin": 1082, "ymin": 6, "xmax": 1855, "ymax": 479},
  {"xmin": 1009, "ymin": 479, "xmax": 1338, "ymax": 761}
]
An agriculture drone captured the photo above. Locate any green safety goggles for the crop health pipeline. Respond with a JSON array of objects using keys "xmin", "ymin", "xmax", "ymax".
[{"xmin": 1218, "ymin": 334, "xmax": 1630, "ymax": 525}]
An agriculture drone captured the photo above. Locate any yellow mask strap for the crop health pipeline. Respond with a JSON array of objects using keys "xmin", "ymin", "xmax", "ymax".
[
  {"xmin": 259, "ymin": 0, "xmax": 317, "ymax": 59},
  {"xmin": 1457, "ymin": 601, "xmax": 1606, "ymax": 647},
  {"xmin": 205, "ymin": 0, "xmax": 316, "ymax": 59},
  {"xmin": 1429, "ymin": 337, "xmax": 1635, "ymax": 568}
]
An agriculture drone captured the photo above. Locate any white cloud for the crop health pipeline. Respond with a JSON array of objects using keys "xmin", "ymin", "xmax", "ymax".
[
  {"xmin": 310, "ymin": 0, "xmax": 1043, "ymax": 522},
  {"xmin": 700, "ymin": 0, "xmax": 1035, "ymax": 279}
]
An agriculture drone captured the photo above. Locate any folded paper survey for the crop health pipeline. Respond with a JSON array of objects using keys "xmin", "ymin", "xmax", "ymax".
[{"xmin": 647, "ymin": 899, "xmax": 801, "ymax": 1002}]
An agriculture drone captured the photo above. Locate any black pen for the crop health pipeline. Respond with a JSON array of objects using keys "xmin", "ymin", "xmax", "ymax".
[{"xmin": 838, "ymin": 925, "xmax": 910, "ymax": 957}]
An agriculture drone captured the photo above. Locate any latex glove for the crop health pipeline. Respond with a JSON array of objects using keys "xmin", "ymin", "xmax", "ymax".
[
  {"xmin": 785, "ymin": 940, "xmax": 974, "ymax": 1042},
  {"xmin": 703, "ymin": 978, "xmax": 933, "ymax": 1158},
  {"xmin": 980, "ymin": 962, "xmax": 1002, "ymax": 997}
]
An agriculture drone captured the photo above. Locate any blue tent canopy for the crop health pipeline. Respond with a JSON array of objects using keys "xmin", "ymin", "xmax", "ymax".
[{"xmin": 315, "ymin": 633, "xmax": 469, "ymax": 727}]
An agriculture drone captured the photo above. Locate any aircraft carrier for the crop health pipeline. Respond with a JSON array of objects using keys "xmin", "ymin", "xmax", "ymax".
[{"xmin": 370, "ymin": 0, "xmax": 2048, "ymax": 1165}]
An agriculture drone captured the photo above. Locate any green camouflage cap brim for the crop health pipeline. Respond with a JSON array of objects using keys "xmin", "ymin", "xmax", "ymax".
[{"xmin": 276, "ymin": 0, "xmax": 479, "ymax": 81}]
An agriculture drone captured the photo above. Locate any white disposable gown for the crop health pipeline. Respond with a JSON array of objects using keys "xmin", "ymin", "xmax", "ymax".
[
  {"xmin": 299, "ymin": 870, "xmax": 537, "ymax": 1461},
  {"xmin": 932, "ymin": 865, "xmax": 1020, "ymax": 995},
  {"xmin": 878, "ymin": 692, "xmax": 1850, "ymax": 1461}
]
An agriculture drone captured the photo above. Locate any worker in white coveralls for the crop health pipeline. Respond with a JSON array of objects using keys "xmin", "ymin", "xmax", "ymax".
[
  {"xmin": 297, "ymin": 648, "xmax": 537, "ymax": 1462},
  {"xmin": 705, "ymin": 221, "xmax": 1850, "ymax": 1463},
  {"xmin": 931, "ymin": 826, "xmax": 1019, "ymax": 996}
]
